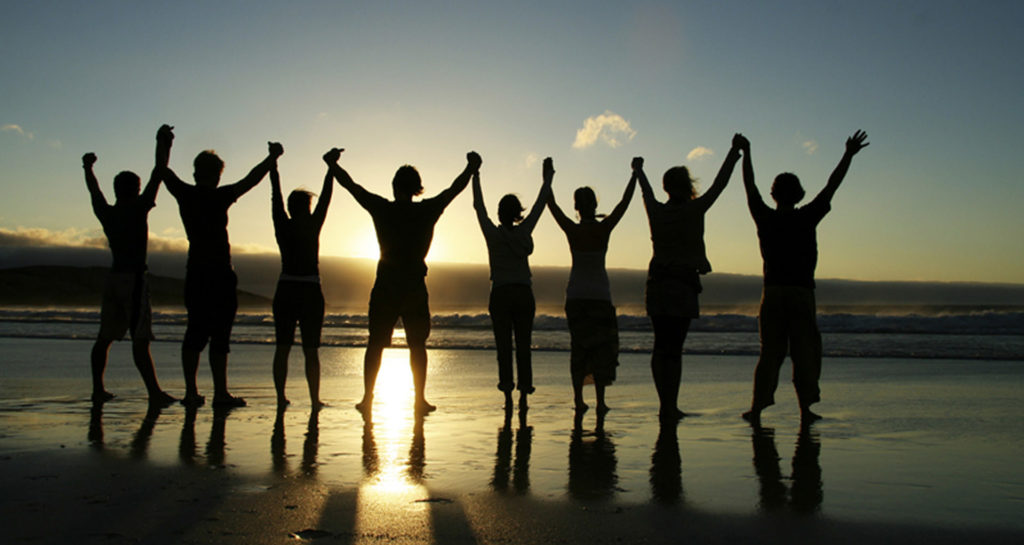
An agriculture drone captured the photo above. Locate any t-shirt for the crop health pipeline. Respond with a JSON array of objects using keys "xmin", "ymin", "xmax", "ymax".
[
  {"xmin": 92, "ymin": 197, "xmax": 154, "ymax": 273},
  {"xmin": 646, "ymin": 195, "xmax": 714, "ymax": 275},
  {"xmin": 750, "ymin": 198, "xmax": 830, "ymax": 289},
  {"xmin": 479, "ymin": 221, "xmax": 534, "ymax": 287},
  {"xmin": 169, "ymin": 184, "xmax": 238, "ymax": 271},
  {"xmin": 274, "ymin": 215, "xmax": 323, "ymax": 277},
  {"xmin": 363, "ymin": 195, "xmax": 446, "ymax": 282}
]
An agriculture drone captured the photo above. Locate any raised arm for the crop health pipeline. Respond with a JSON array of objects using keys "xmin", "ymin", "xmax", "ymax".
[
  {"xmin": 519, "ymin": 157, "xmax": 554, "ymax": 233},
  {"xmin": 270, "ymin": 159, "xmax": 287, "ymax": 225},
  {"xmin": 698, "ymin": 136, "xmax": 743, "ymax": 207},
  {"xmin": 544, "ymin": 159, "xmax": 574, "ymax": 233},
  {"xmin": 736, "ymin": 134, "xmax": 766, "ymax": 214},
  {"xmin": 812, "ymin": 130, "xmax": 869, "ymax": 206},
  {"xmin": 602, "ymin": 169, "xmax": 638, "ymax": 229},
  {"xmin": 434, "ymin": 151, "xmax": 482, "ymax": 208},
  {"xmin": 82, "ymin": 153, "xmax": 107, "ymax": 211},
  {"xmin": 311, "ymin": 154, "xmax": 334, "ymax": 225},
  {"xmin": 142, "ymin": 124, "xmax": 174, "ymax": 204},
  {"xmin": 326, "ymin": 149, "xmax": 385, "ymax": 211},
  {"xmin": 633, "ymin": 156, "xmax": 657, "ymax": 217},
  {"xmin": 471, "ymin": 170, "xmax": 491, "ymax": 230},
  {"xmin": 223, "ymin": 141, "xmax": 284, "ymax": 200}
]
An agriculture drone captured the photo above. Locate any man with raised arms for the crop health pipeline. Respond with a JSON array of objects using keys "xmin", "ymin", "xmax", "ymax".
[
  {"xmin": 738, "ymin": 131, "xmax": 869, "ymax": 425},
  {"xmin": 162, "ymin": 136, "xmax": 284, "ymax": 407},
  {"xmin": 82, "ymin": 124, "xmax": 176, "ymax": 405},
  {"xmin": 326, "ymin": 150, "xmax": 482, "ymax": 415}
]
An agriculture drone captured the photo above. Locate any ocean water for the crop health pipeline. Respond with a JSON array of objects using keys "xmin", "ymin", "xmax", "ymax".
[
  {"xmin": 1, "ymin": 331, "xmax": 1023, "ymax": 533},
  {"xmin": 1, "ymin": 307, "xmax": 1022, "ymax": 360}
]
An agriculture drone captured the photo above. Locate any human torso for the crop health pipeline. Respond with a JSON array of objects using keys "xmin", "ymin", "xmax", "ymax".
[
  {"xmin": 96, "ymin": 199, "xmax": 153, "ymax": 273},
  {"xmin": 175, "ymin": 185, "xmax": 237, "ymax": 271}
]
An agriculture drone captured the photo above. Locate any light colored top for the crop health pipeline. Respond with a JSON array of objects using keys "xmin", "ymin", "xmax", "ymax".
[{"xmin": 472, "ymin": 172, "xmax": 551, "ymax": 288}]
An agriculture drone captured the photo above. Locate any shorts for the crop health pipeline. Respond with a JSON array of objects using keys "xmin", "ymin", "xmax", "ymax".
[
  {"xmin": 367, "ymin": 276, "xmax": 430, "ymax": 347},
  {"xmin": 183, "ymin": 268, "xmax": 238, "ymax": 353},
  {"xmin": 273, "ymin": 280, "xmax": 325, "ymax": 348},
  {"xmin": 565, "ymin": 298, "xmax": 619, "ymax": 386},
  {"xmin": 98, "ymin": 271, "xmax": 154, "ymax": 341}
]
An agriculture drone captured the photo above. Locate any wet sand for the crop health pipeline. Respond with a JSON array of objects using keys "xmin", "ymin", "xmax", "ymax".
[{"xmin": 1, "ymin": 338, "xmax": 1022, "ymax": 544}]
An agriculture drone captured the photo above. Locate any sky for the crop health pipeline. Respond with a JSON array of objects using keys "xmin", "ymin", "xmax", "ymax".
[{"xmin": 2, "ymin": 1, "xmax": 1022, "ymax": 284}]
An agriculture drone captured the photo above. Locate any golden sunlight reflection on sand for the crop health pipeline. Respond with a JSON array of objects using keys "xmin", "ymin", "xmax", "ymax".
[{"xmin": 354, "ymin": 348, "xmax": 433, "ymax": 542}]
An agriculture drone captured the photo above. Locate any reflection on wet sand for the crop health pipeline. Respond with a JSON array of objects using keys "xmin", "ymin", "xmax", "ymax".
[
  {"xmin": 271, "ymin": 405, "xmax": 287, "ymax": 474},
  {"xmin": 88, "ymin": 402, "xmax": 103, "ymax": 449},
  {"xmin": 129, "ymin": 404, "xmax": 162, "ymax": 459},
  {"xmin": 568, "ymin": 411, "xmax": 618, "ymax": 501},
  {"xmin": 179, "ymin": 405, "xmax": 198, "ymax": 465},
  {"xmin": 302, "ymin": 407, "xmax": 321, "ymax": 478},
  {"xmin": 492, "ymin": 407, "xmax": 533, "ymax": 494},
  {"xmin": 750, "ymin": 424, "xmax": 823, "ymax": 513},
  {"xmin": 649, "ymin": 420, "xmax": 683, "ymax": 504}
]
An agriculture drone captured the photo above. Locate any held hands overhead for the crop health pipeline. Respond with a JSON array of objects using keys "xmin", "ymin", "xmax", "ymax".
[
  {"xmin": 323, "ymin": 148, "xmax": 344, "ymax": 164},
  {"xmin": 268, "ymin": 141, "xmax": 284, "ymax": 159},
  {"xmin": 82, "ymin": 152, "xmax": 97, "ymax": 168},
  {"xmin": 543, "ymin": 157, "xmax": 555, "ymax": 182},
  {"xmin": 732, "ymin": 133, "xmax": 749, "ymax": 153},
  {"xmin": 467, "ymin": 151, "xmax": 482, "ymax": 173},
  {"xmin": 157, "ymin": 125, "xmax": 174, "ymax": 145}
]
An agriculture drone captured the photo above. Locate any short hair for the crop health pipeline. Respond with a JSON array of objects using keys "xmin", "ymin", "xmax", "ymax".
[
  {"xmin": 193, "ymin": 150, "xmax": 224, "ymax": 183},
  {"xmin": 497, "ymin": 194, "xmax": 525, "ymax": 225},
  {"xmin": 770, "ymin": 172, "xmax": 805, "ymax": 206},
  {"xmin": 113, "ymin": 171, "xmax": 141, "ymax": 200},
  {"xmin": 392, "ymin": 165, "xmax": 423, "ymax": 197},
  {"xmin": 287, "ymin": 189, "xmax": 315, "ymax": 217},
  {"xmin": 663, "ymin": 166, "xmax": 698, "ymax": 200}
]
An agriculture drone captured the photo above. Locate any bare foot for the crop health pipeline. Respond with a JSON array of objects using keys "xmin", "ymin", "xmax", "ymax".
[
  {"xmin": 415, "ymin": 400, "xmax": 437, "ymax": 414},
  {"xmin": 801, "ymin": 409, "xmax": 823, "ymax": 423},
  {"xmin": 574, "ymin": 402, "xmax": 589, "ymax": 414},
  {"xmin": 277, "ymin": 397, "xmax": 291, "ymax": 407},
  {"xmin": 91, "ymin": 390, "xmax": 115, "ymax": 403},
  {"xmin": 312, "ymin": 400, "xmax": 326, "ymax": 410},
  {"xmin": 149, "ymin": 391, "xmax": 177, "ymax": 407},
  {"xmin": 741, "ymin": 409, "xmax": 761, "ymax": 424},
  {"xmin": 181, "ymin": 393, "xmax": 206, "ymax": 407},
  {"xmin": 355, "ymin": 397, "xmax": 373, "ymax": 414},
  {"xmin": 659, "ymin": 408, "xmax": 684, "ymax": 422},
  {"xmin": 212, "ymin": 394, "xmax": 246, "ymax": 408},
  {"xmin": 596, "ymin": 403, "xmax": 611, "ymax": 415}
]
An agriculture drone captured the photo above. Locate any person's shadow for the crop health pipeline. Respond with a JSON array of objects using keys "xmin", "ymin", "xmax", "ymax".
[
  {"xmin": 492, "ymin": 407, "xmax": 533, "ymax": 494},
  {"xmin": 649, "ymin": 420, "xmax": 683, "ymax": 504},
  {"xmin": 750, "ymin": 423, "xmax": 822, "ymax": 513},
  {"xmin": 179, "ymin": 405, "xmax": 198, "ymax": 465},
  {"xmin": 88, "ymin": 401, "xmax": 104, "ymax": 450},
  {"xmin": 271, "ymin": 405, "xmax": 288, "ymax": 475},
  {"xmin": 407, "ymin": 413, "xmax": 426, "ymax": 484},
  {"xmin": 568, "ymin": 411, "xmax": 618, "ymax": 501},
  {"xmin": 205, "ymin": 406, "xmax": 235, "ymax": 468}
]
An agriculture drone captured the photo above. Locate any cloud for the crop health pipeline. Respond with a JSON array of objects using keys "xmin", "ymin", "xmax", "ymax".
[
  {"xmin": 686, "ymin": 146, "xmax": 715, "ymax": 161},
  {"xmin": 802, "ymin": 140, "xmax": 818, "ymax": 155},
  {"xmin": 572, "ymin": 111, "xmax": 637, "ymax": 149},
  {"xmin": 0, "ymin": 226, "xmax": 192, "ymax": 253},
  {"xmin": 524, "ymin": 153, "xmax": 539, "ymax": 168},
  {"xmin": 1, "ymin": 124, "xmax": 34, "ymax": 140}
]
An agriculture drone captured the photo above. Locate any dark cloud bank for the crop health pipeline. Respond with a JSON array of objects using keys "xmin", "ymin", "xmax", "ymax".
[{"xmin": 3, "ymin": 244, "xmax": 1023, "ymax": 314}]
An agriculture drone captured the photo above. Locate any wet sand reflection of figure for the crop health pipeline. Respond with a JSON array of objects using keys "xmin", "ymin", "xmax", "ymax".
[
  {"xmin": 547, "ymin": 159, "xmax": 637, "ymax": 415},
  {"xmin": 491, "ymin": 408, "xmax": 533, "ymax": 494},
  {"xmin": 269, "ymin": 149, "xmax": 335, "ymax": 409},
  {"xmin": 739, "ymin": 131, "xmax": 869, "ymax": 425},
  {"xmin": 649, "ymin": 421, "xmax": 683, "ymax": 504},
  {"xmin": 634, "ymin": 136, "xmax": 742, "ymax": 421},
  {"xmin": 82, "ymin": 125, "xmax": 176, "ymax": 405},
  {"xmin": 327, "ymin": 151, "xmax": 482, "ymax": 415},
  {"xmin": 473, "ymin": 157, "xmax": 552, "ymax": 411},
  {"xmin": 568, "ymin": 411, "xmax": 618, "ymax": 501},
  {"xmin": 750, "ymin": 424, "xmax": 823, "ymax": 514},
  {"xmin": 163, "ymin": 136, "xmax": 284, "ymax": 408}
]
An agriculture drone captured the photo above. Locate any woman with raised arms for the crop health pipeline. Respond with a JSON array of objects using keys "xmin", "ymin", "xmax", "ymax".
[{"xmin": 547, "ymin": 159, "xmax": 637, "ymax": 415}]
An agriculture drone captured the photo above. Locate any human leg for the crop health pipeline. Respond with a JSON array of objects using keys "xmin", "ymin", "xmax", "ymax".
[
  {"xmin": 409, "ymin": 339, "xmax": 435, "ymax": 413},
  {"xmin": 357, "ymin": 342, "xmax": 384, "ymax": 412},
  {"xmin": 489, "ymin": 288, "xmax": 515, "ymax": 396},
  {"xmin": 511, "ymin": 286, "xmax": 537, "ymax": 401},
  {"xmin": 132, "ymin": 339, "xmax": 174, "ymax": 405},
  {"xmin": 181, "ymin": 347, "xmax": 204, "ymax": 406},
  {"xmin": 297, "ymin": 284, "xmax": 325, "ymax": 408},
  {"xmin": 91, "ymin": 338, "xmax": 114, "ymax": 402},
  {"xmin": 650, "ymin": 315, "xmax": 689, "ymax": 420},
  {"xmin": 302, "ymin": 345, "xmax": 322, "ymax": 408},
  {"xmin": 210, "ymin": 271, "xmax": 243, "ymax": 407},
  {"xmin": 787, "ymin": 288, "xmax": 822, "ymax": 422},
  {"xmin": 743, "ymin": 288, "xmax": 788, "ymax": 423},
  {"xmin": 273, "ymin": 344, "xmax": 291, "ymax": 405}
]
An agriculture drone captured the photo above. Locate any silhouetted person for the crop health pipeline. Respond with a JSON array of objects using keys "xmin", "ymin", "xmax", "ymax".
[
  {"xmin": 82, "ymin": 125, "xmax": 176, "ymax": 405},
  {"xmin": 327, "ymin": 151, "xmax": 482, "ymax": 414},
  {"xmin": 163, "ymin": 139, "xmax": 284, "ymax": 407},
  {"xmin": 739, "ymin": 131, "xmax": 869, "ymax": 425},
  {"xmin": 635, "ymin": 136, "xmax": 742, "ymax": 421},
  {"xmin": 547, "ymin": 159, "xmax": 637, "ymax": 414},
  {"xmin": 473, "ymin": 157, "xmax": 552, "ymax": 410},
  {"xmin": 270, "ymin": 149, "xmax": 335, "ymax": 408}
]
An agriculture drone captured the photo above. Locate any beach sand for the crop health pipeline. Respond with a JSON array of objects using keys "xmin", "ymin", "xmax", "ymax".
[{"xmin": 1, "ymin": 338, "xmax": 1022, "ymax": 544}]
